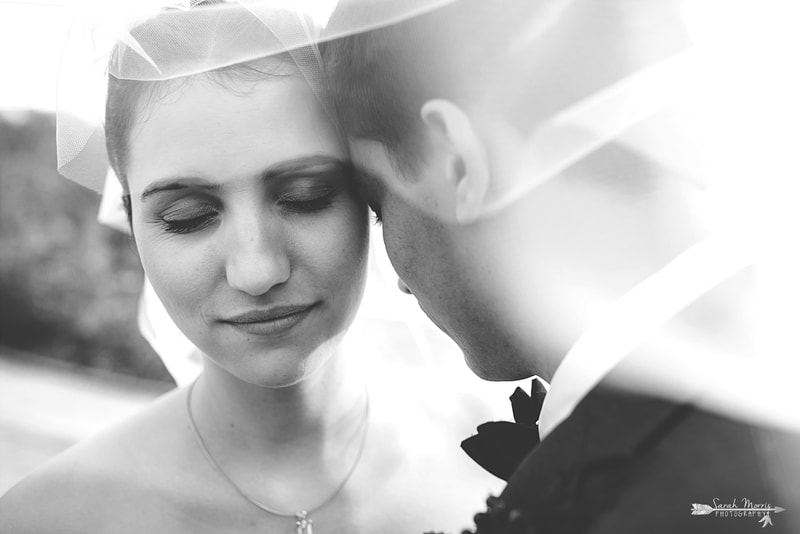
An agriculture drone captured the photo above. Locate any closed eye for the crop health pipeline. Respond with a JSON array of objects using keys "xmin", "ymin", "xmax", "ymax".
[
  {"xmin": 159, "ymin": 203, "xmax": 219, "ymax": 234},
  {"xmin": 276, "ymin": 179, "xmax": 344, "ymax": 214}
]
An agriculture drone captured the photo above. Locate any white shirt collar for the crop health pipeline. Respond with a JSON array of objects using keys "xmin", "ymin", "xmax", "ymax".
[{"xmin": 537, "ymin": 351, "xmax": 599, "ymax": 440}]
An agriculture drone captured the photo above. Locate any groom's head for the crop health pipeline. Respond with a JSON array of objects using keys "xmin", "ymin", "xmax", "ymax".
[{"xmin": 324, "ymin": 0, "xmax": 694, "ymax": 379}]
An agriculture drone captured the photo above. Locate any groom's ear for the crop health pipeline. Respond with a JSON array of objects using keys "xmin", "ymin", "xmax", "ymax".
[{"xmin": 420, "ymin": 99, "xmax": 489, "ymax": 224}]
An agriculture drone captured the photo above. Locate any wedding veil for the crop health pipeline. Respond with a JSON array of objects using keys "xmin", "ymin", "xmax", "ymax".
[{"xmin": 55, "ymin": 0, "xmax": 800, "ymax": 429}]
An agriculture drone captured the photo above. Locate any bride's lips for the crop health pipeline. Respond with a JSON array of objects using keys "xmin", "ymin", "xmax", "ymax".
[{"xmin": 221, "ymin": 304, "xmax": 317, "ymax": 336}]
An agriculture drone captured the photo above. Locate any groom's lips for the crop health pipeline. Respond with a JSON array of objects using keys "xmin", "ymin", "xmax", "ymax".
[{"xmin": 221, "ymin": 304, "xmax": 317, "ymax": 336}]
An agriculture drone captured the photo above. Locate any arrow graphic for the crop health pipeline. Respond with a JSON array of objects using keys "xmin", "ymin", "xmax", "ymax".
[{"xmin": 691, "ymin": 504, "xmax": 715, "ymax": 515}]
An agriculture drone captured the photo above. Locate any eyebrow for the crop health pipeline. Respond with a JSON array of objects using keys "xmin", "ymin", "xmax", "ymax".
[
  {"xmin": 139, "ymin": 155, "xmax": 349, "ymax": 202},
  {"xmin": 140, "ymin": 179, "xmax": 220, "ymax": 201},
  {"xmin": 263, "ymin": 154, "xmax": 351, "ymax": 181}
]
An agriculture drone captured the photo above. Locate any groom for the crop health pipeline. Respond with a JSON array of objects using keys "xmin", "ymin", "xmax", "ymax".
[{"xmin": 324, "ymin": 0, "xmax": 800, "ymax": 532}]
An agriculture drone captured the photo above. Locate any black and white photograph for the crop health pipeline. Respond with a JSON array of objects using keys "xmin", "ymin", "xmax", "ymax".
[{"xmin": 1, "ymin": 1, "xmax": 799, "ymax": 532}]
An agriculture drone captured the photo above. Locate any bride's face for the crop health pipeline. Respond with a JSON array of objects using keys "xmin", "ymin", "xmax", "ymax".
[{"xmin": 125, "ymin": 75, "xmax": 369, "ymax": 387}]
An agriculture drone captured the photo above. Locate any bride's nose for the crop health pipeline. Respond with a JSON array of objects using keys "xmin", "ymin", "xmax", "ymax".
[{"xmin": 224, "ymin": 212, "xmax": 290, "ymax": 296}]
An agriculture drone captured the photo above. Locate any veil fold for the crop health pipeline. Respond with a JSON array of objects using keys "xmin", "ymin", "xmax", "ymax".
[{"xmin": 57, "ymin": 0, "xmax": 334, "ymax": 191}]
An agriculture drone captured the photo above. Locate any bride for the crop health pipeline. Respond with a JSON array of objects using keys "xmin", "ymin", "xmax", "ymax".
[{"xmin": 0, "ymin": 4, "xmax": 500, "ymax": 533}]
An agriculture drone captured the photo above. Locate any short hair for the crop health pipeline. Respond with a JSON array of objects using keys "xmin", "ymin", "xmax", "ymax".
[{"xmin": 323, "ymin": 0, "xmax": 689, "ymax": 174}]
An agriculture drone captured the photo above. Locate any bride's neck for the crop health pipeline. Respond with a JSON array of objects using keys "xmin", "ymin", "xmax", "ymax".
[{"xmin": 193, "ymin": 349, "xmax": 366, "ymax": 453}]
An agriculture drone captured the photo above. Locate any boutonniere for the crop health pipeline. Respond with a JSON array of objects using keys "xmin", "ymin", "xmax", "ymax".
[{"xmin": 461, "ymin": 377, "xmax": 547, "ymax": 481}]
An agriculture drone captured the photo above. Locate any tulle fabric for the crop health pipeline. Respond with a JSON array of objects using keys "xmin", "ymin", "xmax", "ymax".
[
  {"xmin": 55, "ymin": 0, "xmax": 457, "ymax": 191},
  {"xmin": 57, "ymin": 0, "xmax": 696, "ymax": 201},
  {"xmin": 58, "ymin": 1, "xmax": 322, "ymax": 191},
  {"xmin": 56, "ymin": 0, "xmax": 800, "ymax": 430}
]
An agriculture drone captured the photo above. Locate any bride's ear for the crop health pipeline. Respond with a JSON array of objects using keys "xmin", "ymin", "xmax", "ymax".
[{"xmin": 420, "ymin": 99, "xmax": 489, "ymax": 224}]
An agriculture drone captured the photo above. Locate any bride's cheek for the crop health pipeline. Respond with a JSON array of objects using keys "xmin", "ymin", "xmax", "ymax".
[
  {"xmin": 140, "ymin": 239, "xmax": 207, "ymax": 304},
  {"xmin": 311, "ymin": 213, "xmax": 362, "ymax": 268}
]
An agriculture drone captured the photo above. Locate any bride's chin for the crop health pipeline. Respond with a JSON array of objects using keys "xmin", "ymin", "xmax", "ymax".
[
  {"xmin": 199, "ymin": 329, "xmax": 351, "ymax": 389},
  {"xmin": 234, "ymin": 348, "xmax": 344, "ymax": 390},
  {"xmin": 252, "ymin": 366, "xmax": 318, "ymax": 389}
]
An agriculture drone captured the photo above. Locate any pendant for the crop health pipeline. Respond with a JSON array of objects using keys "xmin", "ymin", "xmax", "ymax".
[{"xmin": 295, "ymin": 511, "xmax": 313, "ymax": 534}]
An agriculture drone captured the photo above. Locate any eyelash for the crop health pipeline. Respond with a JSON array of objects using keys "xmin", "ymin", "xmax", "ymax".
[
  {"xmin": 160, "ymin": 206, "xmax": 219, "ymax": 235},
  {"xmin": 277, "ymin": 189, "xmax": 337, "ymax": 214},
  {"xmin": 158, "ymin": 189, "xmax": 339, "ymax": 235},
  {"xmin": 370, "ymin": 207, "xmax": 383, "ymax": 225}
]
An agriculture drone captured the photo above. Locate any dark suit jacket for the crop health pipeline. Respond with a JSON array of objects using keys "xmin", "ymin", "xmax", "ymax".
[{"xmin": 492, "ymin": 386, "xmax": 800, "ymax": 534}]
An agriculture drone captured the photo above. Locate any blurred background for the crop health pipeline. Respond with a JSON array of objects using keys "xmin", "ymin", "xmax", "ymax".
[
  {"xmin": 0, "ymin": 111, "xmax": 164, "ymax": 380},
  {"xmin": 0, "ymin": 115, "xmax": 178, "ymax": 490},
  {"xmin": 0, "ymin": 0, "xmax": 179, "ymax": 494}
]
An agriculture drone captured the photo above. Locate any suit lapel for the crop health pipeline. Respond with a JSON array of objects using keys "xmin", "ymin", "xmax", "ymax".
[
  {"xmin": 575, "ymin": 387, "xmax": 690, "ymax": 463},
  {"xmin": 499, "ymin": 385, "xmax": 692, "ymax": 529}
]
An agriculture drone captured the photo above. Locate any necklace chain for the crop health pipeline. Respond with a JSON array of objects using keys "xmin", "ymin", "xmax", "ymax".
[{"xmin": 186, "ymin": 379, "xmax": 370, "ymax": 529}]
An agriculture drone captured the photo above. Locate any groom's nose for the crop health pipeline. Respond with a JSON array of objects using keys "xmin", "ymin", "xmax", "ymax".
[{"xmin": 397, "ymin": 278, "xmax": 412, "ymax": 295}]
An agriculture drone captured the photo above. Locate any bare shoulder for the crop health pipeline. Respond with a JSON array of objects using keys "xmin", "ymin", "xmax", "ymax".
[{"xmin": 0, "ymin": 387, "xmax": 193, "ymax": 533}]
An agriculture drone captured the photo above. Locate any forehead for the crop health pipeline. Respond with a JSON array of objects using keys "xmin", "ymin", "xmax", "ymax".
[{"xmin": 127, "ymin": 76, "xmax": 344, "ymax": 194}]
